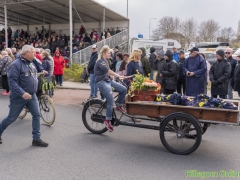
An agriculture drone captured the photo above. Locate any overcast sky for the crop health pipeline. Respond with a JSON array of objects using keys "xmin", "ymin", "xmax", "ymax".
[{"xmin": 96, "ymin": 0, "xmax": 240, "ymax": 39}]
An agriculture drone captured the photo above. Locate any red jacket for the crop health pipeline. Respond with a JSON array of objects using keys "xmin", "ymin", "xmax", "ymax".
[
  {"xmin": 53, "ymin": 51, "xmax": 65, "ymax": 75},
  {"xmin": 35, "ymin": 52, "xmax": 43, "ymax": 62}
]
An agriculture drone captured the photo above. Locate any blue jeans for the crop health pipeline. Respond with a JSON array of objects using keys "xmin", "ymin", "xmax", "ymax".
[
  {"xmin": 0, "ymin": 93, "xmax": 41, "ymax": 140},
  {"xmin": 55, "ymin": 75, "xmax": 63, "ymax": 85},
  {"xmin": 89, "ymin": 74, "xmax": 98, "ymax": 97},
  {"xmin": 97, "ymin": 80, "xmax": 127, "ymax": 120},
  {"xmin": 150, "ymin": 69, "xmax": 154, "ymax": 80}
]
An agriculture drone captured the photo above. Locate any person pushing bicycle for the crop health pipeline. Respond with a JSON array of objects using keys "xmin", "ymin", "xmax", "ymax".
[{"xmin": 0, "ymin": 45, "xmax": 48, "ymax": 147}]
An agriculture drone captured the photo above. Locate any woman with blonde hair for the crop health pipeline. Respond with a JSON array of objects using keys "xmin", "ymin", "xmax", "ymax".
[
  {"xmin": 94, "ymin": 45, "xmax": 127, "ymax": 132},
  {"xmin": 124, "ymin": 49, "xmax": 144, "ymax": 86},
  {"xmin": 5, "ymin": 48, "xmax": 15, "ymax": 61}
]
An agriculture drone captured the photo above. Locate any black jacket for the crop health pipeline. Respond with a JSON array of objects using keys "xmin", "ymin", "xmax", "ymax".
[
  {"xmin": 149, "ymin": 47, "xmax": 157, "ymax": 69},
  {"xmin": 139, "ymin": 47, "xmax": 151, "ymax": 76},
  {"xmin": 156, "ymin": 58, "xmax": 165, "ymax": 85},
  {"xmin": 87, "ymin": 52, "xmax": 98, "ymax": 74},
  {"xmin": 227, "ymin": 56, "xmax": 237, "ymax": 78},
  {"xmin": 178, "ymin": 57, "xmax": 186, "ymax": 79},
  {"xmin": 209, "ymin": 59, "xmax": 231, "ymax": 95},
  {"xmin": 232, "ymin": 62, "xmax": 240, "ymax": 91},
  {"xmin": 111, "ymin": 50, "xmax": 119, "ymax": 71},
  {"xmin": 160, "ymin": 58, "xmax": 179, "ymax": 90}
]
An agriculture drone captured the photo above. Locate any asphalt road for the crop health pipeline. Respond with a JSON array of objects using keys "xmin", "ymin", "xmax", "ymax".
[{"xmin": 0, "ymin": 89, "xmax": 240, "ymax": 180}]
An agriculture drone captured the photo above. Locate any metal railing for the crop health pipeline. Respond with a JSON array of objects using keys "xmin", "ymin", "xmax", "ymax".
[{"xmin": 72, "ymin": 29, "xmax": 129, "ymax": 65}]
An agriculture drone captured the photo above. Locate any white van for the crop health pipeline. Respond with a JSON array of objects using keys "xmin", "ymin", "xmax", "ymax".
[{"xmin": 130, "ymin": 38, "xmax": 181, "ymax": 54}]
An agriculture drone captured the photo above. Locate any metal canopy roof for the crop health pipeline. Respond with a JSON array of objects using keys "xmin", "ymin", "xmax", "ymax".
[{"xmin": 0, "ymin": 0, "xmax": 129, "ymax": 26}]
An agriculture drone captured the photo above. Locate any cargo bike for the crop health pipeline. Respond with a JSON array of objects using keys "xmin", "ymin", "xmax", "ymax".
[{"xmin": 82, "ymin": 77, "xmax": 240, "ymax": 155}]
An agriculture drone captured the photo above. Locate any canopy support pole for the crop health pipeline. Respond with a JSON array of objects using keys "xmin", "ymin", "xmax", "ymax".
[
  {"xmin": 4, "ymin": 1, "xmax": 8, "ymax": 48},
  {"xmin": 103, "ymin": 7, "xmax": 105, "ymax": 45},
  {"xmin": 69, "ymin": 0, "xmax": 73, "ymax": 66}
]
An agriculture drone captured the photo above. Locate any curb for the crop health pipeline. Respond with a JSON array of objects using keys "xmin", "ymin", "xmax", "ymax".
[{"xmin": 56, "ymin": 86, "xmax": 90, "ymax": 90}]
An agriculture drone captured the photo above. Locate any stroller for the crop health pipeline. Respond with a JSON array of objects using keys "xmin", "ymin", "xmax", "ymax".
[{"xmin": 80, "ymin": 67, "xmax": 89, "ymax": 83}]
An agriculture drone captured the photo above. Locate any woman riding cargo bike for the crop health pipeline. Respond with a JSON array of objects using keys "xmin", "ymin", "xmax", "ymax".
[{"xmin": 92, "ymin": 45, "xmax": 128, "ymax": 132}]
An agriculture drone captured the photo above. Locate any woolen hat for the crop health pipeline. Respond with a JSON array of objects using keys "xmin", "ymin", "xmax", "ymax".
[
  {"xmin": 188, "ymin": 47, "xmax": 199, "ymax": 52},
  {"xmin": 216, "ymin": 49, "xmax": 225, "ymax": 58},
  {"xmin": 164, "ymin": 50, "xmax": 173, "ymax": 58},
  {"xmin": 178, "ymin": 50, "xmax": 184, "ymax": 54},
  {"xmin": 157, "ymin": 50, "xmax": 165, "ymax": 58}
]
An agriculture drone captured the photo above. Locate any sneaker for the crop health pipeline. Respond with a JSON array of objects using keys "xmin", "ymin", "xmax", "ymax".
[
  {"xmin": 32, "ymin": 139, "xmax": 49, "ymax": 147},
  {"xmin": 2, "ymin": 91, "xmax": 10, "ymax": 96},
  {"xmin": 116, "ymin": 106, "xmax": 126, "ymax": 113},
  {"xmin": 103, "ymin": 120, "xmax": 114, "ymax": 132},
  {"xmin": 0, "ymin": 134, "xmax": 2, "ymax": 144}
]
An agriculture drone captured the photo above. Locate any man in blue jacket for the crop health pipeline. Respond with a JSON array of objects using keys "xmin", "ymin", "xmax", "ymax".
[
  {"xmin": 0, "ymin": 45, "xmax": 48, "ymax": 147},
  {"xmin": 87, "ymin": 44, "xmax": 99, "ymax": 98},
  {"xmin": 173, "ymin": 47, "xmax": 179, "ymax": 62},
  {"xmin": 183, "ymin": 47, "xmax": 206, "ymax": 97}
]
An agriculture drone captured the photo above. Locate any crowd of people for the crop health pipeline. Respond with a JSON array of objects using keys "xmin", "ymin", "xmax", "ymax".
[
  {"xmin": 0, "ymin": 46, "xmax": 66, "ymax": 96},
  {"xmin": 0, "ymin": 26, "xmax": 125, "ymax": 57}
]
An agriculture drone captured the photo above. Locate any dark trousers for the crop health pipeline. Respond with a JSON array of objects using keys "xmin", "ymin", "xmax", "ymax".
[
  {"xmin": 55, "ymin": 75, "xmax": 63, "ymax": 85},
  {"xmin": 177, "ymin": 77, "xmax": 186, "ymax": 95},
  {"xmin": 2, "ymin": 75, "xmax": 10, "ymax": 92},
  {"xmin": 212, "ymin": 94, "xmax": 226, "ymax": 99},
  {"xmin": 164, "ymin": 89, "xmax": 175, "ymax": 95}
]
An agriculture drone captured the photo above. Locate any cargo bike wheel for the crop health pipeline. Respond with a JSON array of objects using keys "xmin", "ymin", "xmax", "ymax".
[
  {"xmin": 82, "ymin": 99, "xmax": 108, "ymax": 134},
  {"xmin": 160, "ymin": 112, "xmax": 202, "ymax": 155}
]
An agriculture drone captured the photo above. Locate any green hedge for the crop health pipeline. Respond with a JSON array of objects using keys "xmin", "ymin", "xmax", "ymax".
[{"xmin": 63, "ymin": 63, "xmax": 86, "ymax": 82}]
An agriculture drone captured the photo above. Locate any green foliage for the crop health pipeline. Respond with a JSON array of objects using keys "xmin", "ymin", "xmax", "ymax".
[{"xmin": 63, "ymin": 63, "xmax": 86, "ymax": 82}]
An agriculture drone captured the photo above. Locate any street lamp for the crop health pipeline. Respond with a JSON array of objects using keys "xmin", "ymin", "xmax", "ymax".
[
  {"xmin": 127, "ymin": 0, "xmax": 128, "ymax": 18},
  {"xmin": 149, "ymin": 18, "xmax": 157, "ymax": 39}
]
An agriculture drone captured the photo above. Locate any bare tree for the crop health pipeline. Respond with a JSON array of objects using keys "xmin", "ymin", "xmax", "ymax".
[
  {"xmin": 218, "ymin": 27, "xmax": 236, "ymax": 42},
  {"xmin": 181, "ymin": 18, "xmax": 198, "ymax": 45},
  {"xmin": 151, "ymin": 16, "xmax": 182, "ymax": 39},
  {"xmin": 198, "ymin": 19, "xmax": 220, "ymax": 42}
]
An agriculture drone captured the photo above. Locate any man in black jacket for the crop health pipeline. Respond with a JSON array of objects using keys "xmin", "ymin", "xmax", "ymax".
[
  {"xmin": 87, "ymin": 45, "xmax": 98, "ymax": 98},
  {"xmin": 210, "ymin": 50, "xmax": 231, "ymax": 99},
  {"xmin": 160, "ymin": 50, "xmax": 179, "ymax": 94},
  {"xmin": 111, "ymin": 46, "xmax": 119, "ymax": 72},
  {"xmin": 156, "ymin": 51, "xmax": 165, "ymax": 93},
  {"xmin": 225, "ymin": 48, "xmax": 237, "ymax": 99},
  {"xmin": 149, "ymin": 47, "xmax": 157, "ymax": 80},
  {"xmin": 177, "ymin": 50, "xmax": 186, "ymax": 95}
]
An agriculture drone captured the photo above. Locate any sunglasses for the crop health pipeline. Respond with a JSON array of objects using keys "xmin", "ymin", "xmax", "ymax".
[{"xmin": 225, "ymin": 52, "xmax": 231, "ymax": 54}]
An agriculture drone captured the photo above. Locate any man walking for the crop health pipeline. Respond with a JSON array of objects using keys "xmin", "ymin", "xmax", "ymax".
[
  {"xmin": 87, "ymin": 44, "xmax": 99, "ymax": 98},
  {"xmin": 0, "ymin": 45, "xmax": 48, "ymax": 147},
  {"xmin": 209, "ymin": 50, "xmax": 231, "ymax": 99},
  {"xmin": 183, "ymin": 47, "xmax": 206, "ymax": 97},
  {"xmin": 225, "ymin": 48, "xmax": 237, "ymax": 99},
  {"xmin": 176, "ymin": 50, "xmax": 186, "ymax": 95}
]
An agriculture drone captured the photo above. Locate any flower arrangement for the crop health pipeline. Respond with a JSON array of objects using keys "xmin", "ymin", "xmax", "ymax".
[
  {"xmin": 130, "ymin": 71, "xmax": 161, "ymax": 92},
  {"xmin": 142, "ymin": 79, "xmax": 160, "ymax": 91}
]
